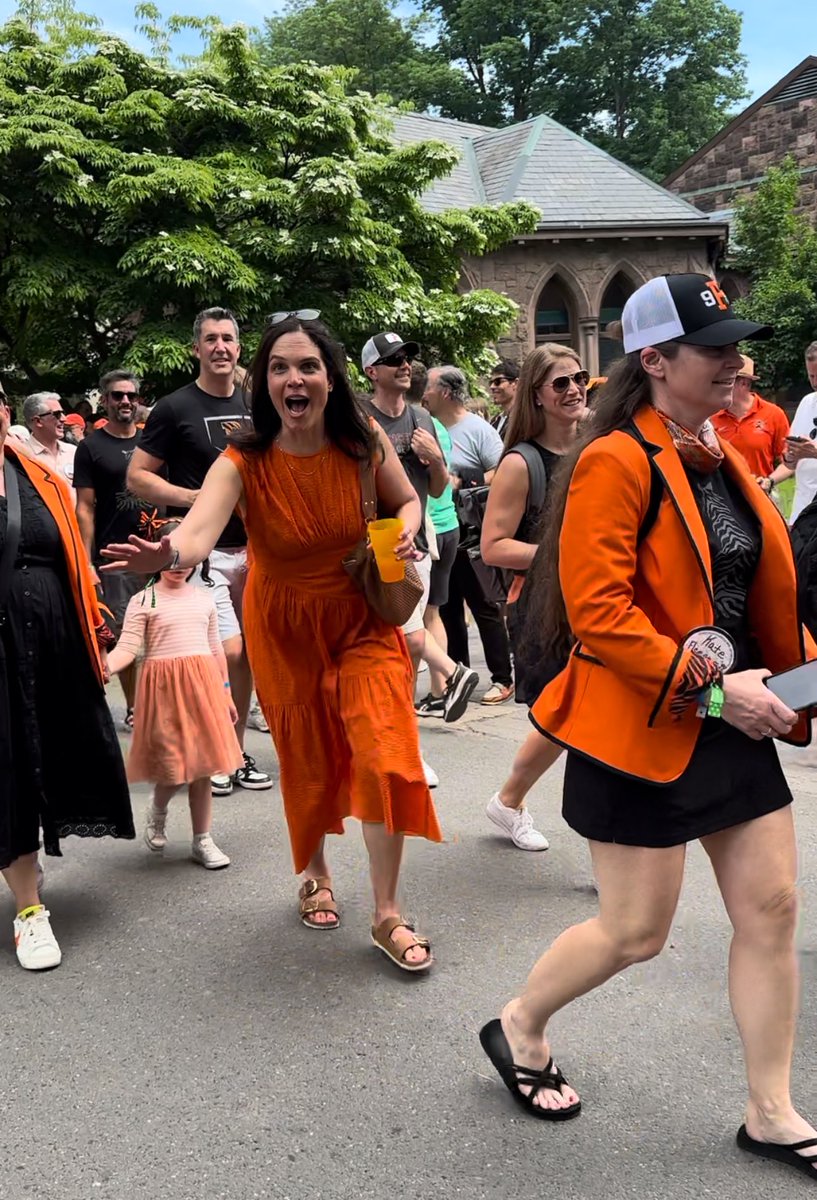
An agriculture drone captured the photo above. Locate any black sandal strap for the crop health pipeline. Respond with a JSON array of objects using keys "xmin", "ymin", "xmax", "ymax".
[{"xmin": 787, "ymin": 1137, "xmax": 817, "ymax": 1153}]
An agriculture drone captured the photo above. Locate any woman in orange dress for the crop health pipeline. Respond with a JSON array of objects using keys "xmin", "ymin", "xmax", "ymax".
[{"xmin": 102, "ymin": 315, "xmax": 442, "ymax": 972}]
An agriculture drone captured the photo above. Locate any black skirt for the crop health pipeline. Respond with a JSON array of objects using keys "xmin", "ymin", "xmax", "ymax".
[
  {"xmin": 561, "ymin": 718, "xmax": 792, "ymax": 847},
  {"xmin": 0, "ymin": 466, "xmax": 134, "ymax": 869}
]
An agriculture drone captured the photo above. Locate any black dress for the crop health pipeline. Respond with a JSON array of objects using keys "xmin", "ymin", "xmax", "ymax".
[
  {"xmin": 0, "ymin": 458, "xmax": 134, "ymax": 869},
  {"xmin": 562, "ymin": 465, "xmax": 793, "ymax": 847}
]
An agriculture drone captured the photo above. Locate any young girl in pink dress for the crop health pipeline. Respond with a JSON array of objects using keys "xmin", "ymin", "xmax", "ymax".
[{"xmin": 106, "ymin": 521, "xmax": 243, "ymax": 869}]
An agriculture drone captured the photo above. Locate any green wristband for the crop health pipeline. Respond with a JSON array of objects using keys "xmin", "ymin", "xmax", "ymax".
[{"xmin": 707, "ymin": 684, "xmax": 725, "ymax": 718}]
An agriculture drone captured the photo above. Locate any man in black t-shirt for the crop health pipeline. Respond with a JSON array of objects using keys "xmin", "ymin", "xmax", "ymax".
[
  {"xmin": 360, "ymin": 332, "xmax": 479, "ymax": 767},
  {"xmin": 127, "ymin": 306, "xmax": 271, "ymax": 795},
  {"xmin": 75, "ymin": 369, "xmax": 151, "ymax": 728}
]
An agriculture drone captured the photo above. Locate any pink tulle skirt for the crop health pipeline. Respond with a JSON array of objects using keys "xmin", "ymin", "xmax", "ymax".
[{"xmin": 127, "ymin": 655, "xmax": 244, "ymax": 786}]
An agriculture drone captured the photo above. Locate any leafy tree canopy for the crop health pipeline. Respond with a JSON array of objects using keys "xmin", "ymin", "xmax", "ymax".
[
  {"xmin": 0, "ymin": 19, "xmax": 538, "ymax": 396},
  {"xmin": 732, "ymin": 159, "xmax": 817, "ymax": 393},
  {"xmin": 256, "ymin": 0, "xmax": 748, "ymax": 179}
]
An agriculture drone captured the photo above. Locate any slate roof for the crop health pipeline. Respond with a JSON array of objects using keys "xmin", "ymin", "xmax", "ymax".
[{"xmin": 391, "ymin": 111, "xmax": 711, "ymax": 230}]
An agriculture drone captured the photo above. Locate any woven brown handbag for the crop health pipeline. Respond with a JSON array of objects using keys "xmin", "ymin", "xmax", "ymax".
[{"xmin": 342, "ymin": 456, "xmax": 424, "ymax": 626}]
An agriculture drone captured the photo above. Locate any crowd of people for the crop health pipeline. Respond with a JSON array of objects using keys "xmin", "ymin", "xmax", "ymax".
[{"xmin": 3, "ymin": 278, "xmax": 817, "ymax": 1180}]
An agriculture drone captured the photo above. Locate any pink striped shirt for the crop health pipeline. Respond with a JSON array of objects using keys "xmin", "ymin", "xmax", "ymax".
[{"xmin": 118, "ymin": 584, "xmax": 222, "ymax": 661}]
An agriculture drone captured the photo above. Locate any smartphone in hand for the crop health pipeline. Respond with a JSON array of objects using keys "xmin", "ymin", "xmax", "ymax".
[{"xmin": 765, "ymin": 661, "xmax": 817, "ymax": 711}]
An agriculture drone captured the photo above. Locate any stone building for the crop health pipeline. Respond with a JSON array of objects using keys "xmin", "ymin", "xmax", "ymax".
[
  {"xmin": 393, "ymin": 112, "xmax": 727, "ymax": 374},
  {"xmin": 664, "ymin": 56, "xmax": 817, "ymax": 224}
]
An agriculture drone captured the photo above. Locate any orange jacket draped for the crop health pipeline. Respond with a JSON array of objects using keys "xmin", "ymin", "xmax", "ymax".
[
  {"xmin": 531, "ymin": 404, "xmax": 815, "ymax": 783},
  {"xmin": 6, "ymin": 443, "xmax": 108, "ymax": 686}
]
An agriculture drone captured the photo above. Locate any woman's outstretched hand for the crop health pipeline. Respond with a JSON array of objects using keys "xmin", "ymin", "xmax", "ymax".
[
  {"xmin": 722, "ymin": 669, "xmax": 797, "ymax": 740},
  {"xmin": 100, "ymin": 533, "xmax": 173, "ymax": 575}
]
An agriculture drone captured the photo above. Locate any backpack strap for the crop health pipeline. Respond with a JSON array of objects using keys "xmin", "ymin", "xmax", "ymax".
[
  {"xmin": 507, "ymin": 442, "xmax": 548, "ymax": 513},
  {"xmin": 622, "ymin": 424, "xmax": 664, "ymax": 544}
]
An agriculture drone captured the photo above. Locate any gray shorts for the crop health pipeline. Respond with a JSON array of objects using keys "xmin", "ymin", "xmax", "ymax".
[
  {"xmin": 100, "ymin": 571, "xmax": 146, "ymax": 631},
  {"xmin": 194, "ymin": 545, "xmax": 248, "ymax": 642}
]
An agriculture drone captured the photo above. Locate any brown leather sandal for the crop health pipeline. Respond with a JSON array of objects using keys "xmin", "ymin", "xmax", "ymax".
[
  {"xmin": 371, "ymin": 916, "xmax": 433, "ymax": 973},
  {"xmin": 298, "ymin": 877, "xmax": 340, "ymax": 931}
]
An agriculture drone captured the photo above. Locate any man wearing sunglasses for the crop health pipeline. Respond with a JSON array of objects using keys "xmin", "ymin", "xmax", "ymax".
[
  {"xmin": 74, "ymin": 371, "xmax": 153, "ymax": 729},
  {"xmin": 22, "ymin": 392, "xmax": 76, "ymax": 491},
  {"xmin": 488, "ymin": 359, "xmax": 520, "ymax": 439},
  {"xmin": 360, "ymin": 333, "xmax": 480, "ymax": 759},
  {"xmin": 127, "ymin": 306, "xmax": 271, "ymax": 796}
]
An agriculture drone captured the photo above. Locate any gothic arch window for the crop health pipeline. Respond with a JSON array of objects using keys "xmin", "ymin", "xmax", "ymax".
[
  {"xmin": 535, "ymin": 277, "xmax": 574, "ymax": 346},
  {"xmin": 598, "ymin": 272, "xmax": 634, "ymax": 372}
]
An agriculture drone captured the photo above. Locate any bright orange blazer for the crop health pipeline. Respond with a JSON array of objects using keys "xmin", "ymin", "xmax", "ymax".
[
  {"xmin": 7, "ymin": 443, "xmax": 108, "ymax": 687},
  {"xmin": 531, "ymin": 404, "xmax": 815, "ymax": 782}
]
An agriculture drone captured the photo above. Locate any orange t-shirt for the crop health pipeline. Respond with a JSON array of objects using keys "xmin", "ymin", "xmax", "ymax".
[{"xmin": 711, "ymin": 393, "xmax": 789, "ymax": 478}]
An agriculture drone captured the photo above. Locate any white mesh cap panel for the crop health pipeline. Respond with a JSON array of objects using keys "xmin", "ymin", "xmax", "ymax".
[{"xmin": 622, "ymin": 276, "xmax": 685, "ymax": 353}]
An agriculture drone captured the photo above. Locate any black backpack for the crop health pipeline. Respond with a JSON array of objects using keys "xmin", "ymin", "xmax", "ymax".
[
  {"xmin": 511, "ymin": 436, "xmax": 664, "ymax": 706},
  {"xmin": 459, "ymin": 442, "xmax": 549, "ymax": 604}
]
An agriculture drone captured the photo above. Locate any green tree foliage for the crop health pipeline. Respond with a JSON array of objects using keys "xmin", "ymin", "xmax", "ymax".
[
  {"xmin": 13, "ymin": 0, "xmax": 101, "ymax": 54},
  {"xmin": 732, "ymin": 159, "xmax": 817, "ymax": 392},
  {"xmin": 0, "ymin": 20, "xmax": 538, "ymax": 395},
  {"xmin": 258, "ymin": 0, "xmax": 747, "ymax": 179},
  {"xmin": 259, "ymin": 0, "xmax": 469, "ymax": 114}
]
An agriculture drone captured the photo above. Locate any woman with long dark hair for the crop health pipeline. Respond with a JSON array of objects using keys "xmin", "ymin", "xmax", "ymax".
[
  {"xmin": 103, "ymin": 314, "xmax": 441, "ymax": 972},
  {"xmin": 480, "ymin": 343, "xmax": 587, "ymax": 851},
  {"xmin": 478, "ymin": 275, "xmax": 817, "ymax": 1182}
]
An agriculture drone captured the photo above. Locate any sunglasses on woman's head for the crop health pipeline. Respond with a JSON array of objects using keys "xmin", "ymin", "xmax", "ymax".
[
  {"xmin": 546, "ymin": 370, "xmax": 590, "ymax": 394},
  {"xmin": 266, "ymin": 308, "xmax": 321, "ymax": 326},
  {"xmin": 378, "ymin": 352, "xmax": 413, "ymax": 368}
]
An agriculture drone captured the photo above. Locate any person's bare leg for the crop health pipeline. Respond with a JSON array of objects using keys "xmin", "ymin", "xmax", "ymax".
[
  {"xmin": 422, "ymin": 628, "xmax": 456, "ymax": 692},
  {"xmin": 2, "ymin": 851, "xmax": 40, "ymax": 911},
  {"xmin": 424, "ymin": 605, "xmax": 450, "ymax": 696},
  {"xmin": 151, "ymin": 783, "xmax": 177, "ymax": 813},
  {"xmin": 187, "ymin": 777, "xmax": 213, "ymax": 836},
  {"xmin": 499, "ymin": 729, "xmax": 563, "ymax": 810},
  {"xmin": 301, "ymin": 836, "xmax": 338, "ymax": 927},
  {"xmin": 500, "ymin": 841, "xmax": 686, "ymax": 1111},
  {"xmin": 362, "ymin": 821, "xmax": 429, "ymax": 965},
  {"xmin": 404, "ymin": 628, "xmax": 425, "ymax": 689},
  {"xmin": 702, "ymin": 807, "xmax": 817, "ymax": 1157},
  {"xmin": 223, "ymin": 635, "xmax": 252, "ymax": 747}
]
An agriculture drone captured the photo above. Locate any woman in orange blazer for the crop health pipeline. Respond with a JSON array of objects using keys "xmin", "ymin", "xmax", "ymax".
[
  {"xmin": 479, "ymin": 275, "xmax": 817, "ymax": 1182},
  {"xmin": 0, "ymin": 399, "xmax": 134, "ymax": 973}
]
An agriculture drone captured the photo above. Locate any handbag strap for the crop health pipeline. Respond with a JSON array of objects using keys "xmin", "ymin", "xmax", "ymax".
[
  {"xmin": 358, "ymin": 455, "xmax": 378, "ymax": 525},
  {"xmin": 0, "ymin": 457, "xmax": 22, "ymax": 619}
]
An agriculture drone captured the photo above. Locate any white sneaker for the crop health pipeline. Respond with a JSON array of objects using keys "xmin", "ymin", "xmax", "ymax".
[
  {"xmin": 422, "ymin": 757, "xmax": 439, "ymax": 788},
  {"xmin": 486, "ymin": 793, "xmax": 549, "ymax": 851},
  {"xmin": 247, "ymin": 700, "xmax": 269, "ymax": 733},
  {"xmin": 211, "ymin": 772, "xmax": 233, "ymax": 796},
  {"xmin": 191, "ymin": 834, "xmax": 231, "ymax": 870},
  {"xmin": 144, "ymin": 805, "xmax": 168, "ymax": 853},
  {"xmin": 14, "ymin": 906, "xmax": 62, "ymax": 970}
]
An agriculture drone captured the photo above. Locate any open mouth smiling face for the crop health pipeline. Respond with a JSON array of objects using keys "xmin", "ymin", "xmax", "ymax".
[{"xmin": 267, "ymin": 330, "xmax": 331, "ymax": 430}]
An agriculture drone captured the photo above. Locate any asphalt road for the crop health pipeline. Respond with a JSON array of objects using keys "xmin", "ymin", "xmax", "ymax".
[{"xmin": 3, "ymin": 643, "xmax": 817, "ymax": 1200}]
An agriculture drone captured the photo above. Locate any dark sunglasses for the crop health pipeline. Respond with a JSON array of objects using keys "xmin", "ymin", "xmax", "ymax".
[
  {"xmin": 489, "ymin": 376, "xmax": 511, "ymax": 388},
  {"xmin": 109, "ymin": 389, "xmax": 138, "ymax": 401},
  {"xmin": 266, "ymin": 308, "xmax": 321, "ymax": 326},
  {"xmin": 546, "ymin": 371, "xmax": 590, "ymax": 394},
  {"xmin": 42, "ymin": 409, "xmax": 66, "ymax": 419},
  {"xmin": 377, "ymin": 352, "xmax": 414, "ymax": 368}
]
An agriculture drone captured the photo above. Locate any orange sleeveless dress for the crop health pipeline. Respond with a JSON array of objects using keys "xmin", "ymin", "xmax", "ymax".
[{"xmin": 223, "ymin": 442, "xmax": 442, "ymax": 872}]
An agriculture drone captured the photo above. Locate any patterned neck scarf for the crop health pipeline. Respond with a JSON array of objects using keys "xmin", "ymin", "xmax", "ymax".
[{"xmin": 654, "ymin": 408, "xmax": 723, "ymax": 475}]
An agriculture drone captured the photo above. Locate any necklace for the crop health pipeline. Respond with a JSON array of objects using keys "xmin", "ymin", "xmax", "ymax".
[{"xmin": 275, "ymin": 439, "xmax": 331, "ymax": 480}]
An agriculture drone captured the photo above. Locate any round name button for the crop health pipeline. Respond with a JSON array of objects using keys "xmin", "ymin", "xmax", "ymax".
[{"xmin": 682, "ymin": 625, "xmax": 736, "ymax": 673}]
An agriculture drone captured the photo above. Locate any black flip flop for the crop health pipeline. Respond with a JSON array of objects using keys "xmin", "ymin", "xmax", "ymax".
[
  {"xmin": 478, "ymin": 1018, "xmax": 581, "ymax": 1121},
  {"xmin": 737, "ymin": 1124, "xmax": 817, "ymax": 1180}
]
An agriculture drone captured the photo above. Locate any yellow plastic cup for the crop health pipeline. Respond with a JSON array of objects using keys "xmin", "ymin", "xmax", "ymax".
[{"xmin": 368, "ymin": 518, "xmax": 405, "ymax": 582}]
